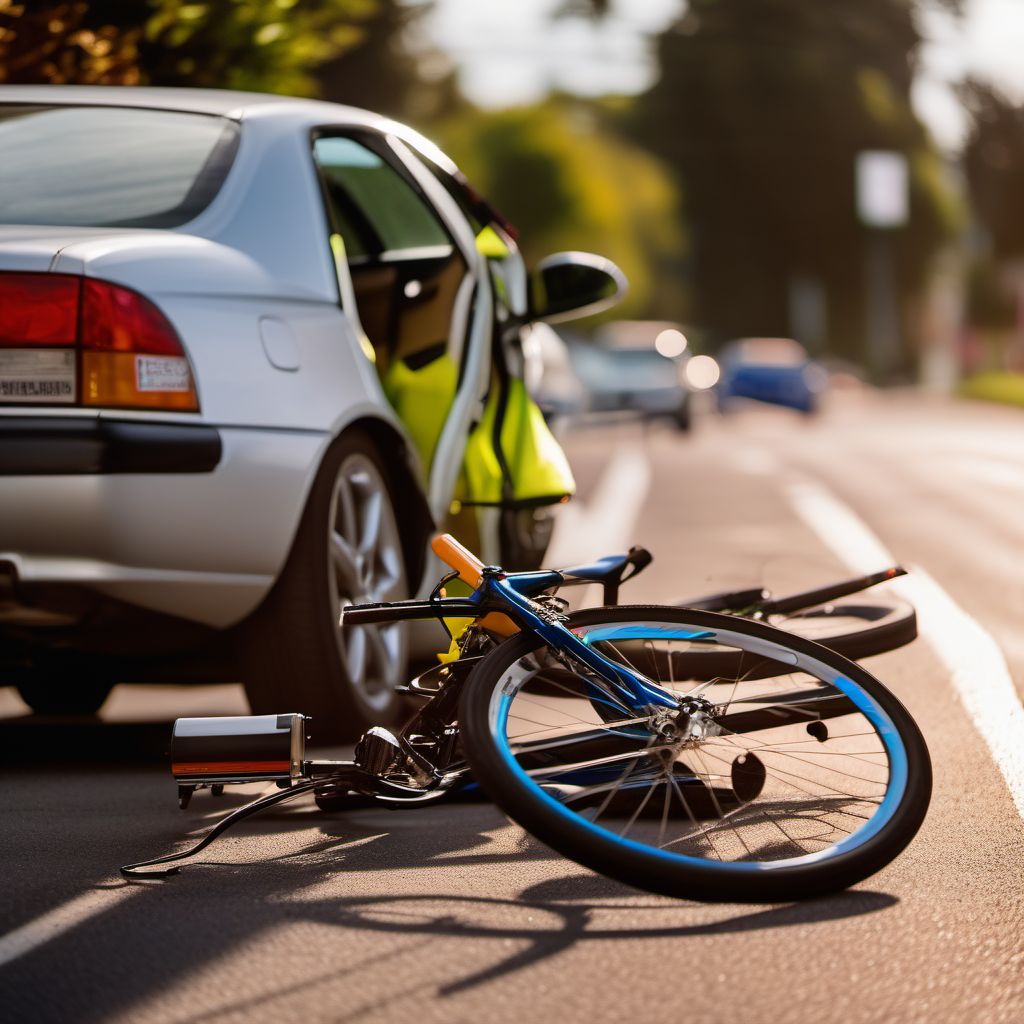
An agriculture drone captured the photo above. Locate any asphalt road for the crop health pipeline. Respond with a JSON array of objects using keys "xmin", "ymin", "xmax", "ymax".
[{"xmin": 2, "ymin": 390, "xmax": 1023, "ymax": 1023}]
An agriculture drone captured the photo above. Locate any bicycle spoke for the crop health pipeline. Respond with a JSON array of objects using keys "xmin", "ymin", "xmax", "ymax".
[
  {"xmin": 667, "ymin": 771, "xmax": 724, "ymax": 860},
  {"xmin": 702, "ymin": 738, "xmax": 883, "ymax": 811},
  {"xmin": 617, "ymin": 775, "xmax": 661, "ymax": 838},
  {"xmin": 523, "ymin": 742, "xmax": 675, "ymax": 780},
  {"xmin": 657, "ymin": 773, "xmax": 673, "ymax": 849},
  {"xmin": 586, "ymin": 738, "xmax": 661, "ymax": 824},
  {"xmin": 507, "ymin": 714, "xmax": 653, "ymax": 746},
  {"xmin": 690, "ymin": 744, "xmax": 754, "ymax": 858},
  {"xmin": 708, "ymin": 735, "xmax": 889, "ymax": 787}
]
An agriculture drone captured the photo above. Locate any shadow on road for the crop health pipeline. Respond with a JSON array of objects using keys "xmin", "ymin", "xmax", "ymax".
[
  {"xmin": 147, "ymin": 884, "xmax": 898, "ymax": 1024},
  {"xmin": 0, "ymin": 715, "xmax": 172, "ymax": 765},
  {"xmin": 1, "ymin": 779, "xmax": 901, "ymax": 1024},
  {"xmin": 296, "ymin": 886, "xmax": 899, "ymax": 1001},
  {"xmin": 1, "ymin": 704, "xmax": 901, "ymax": 1022}
]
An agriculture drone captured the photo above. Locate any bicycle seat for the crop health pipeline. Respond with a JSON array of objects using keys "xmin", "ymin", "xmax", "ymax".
[{"xmin": 556, "ymin": 545, "xmax": 653, "ymax": 604}]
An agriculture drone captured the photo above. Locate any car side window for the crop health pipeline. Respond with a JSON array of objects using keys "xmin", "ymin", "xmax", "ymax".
[
  {"xmin": 315, "ymin": 136, "xmax": 450, "ymax": 255},
  {"xmin": 312, "ymin": 133, "xmax": 467, "ymax": 373}
]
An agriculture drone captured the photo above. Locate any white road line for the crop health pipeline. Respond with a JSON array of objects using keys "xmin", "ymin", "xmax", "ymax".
[
  {"xmin": 949, "ymin": 456, "xmax": 1024, "ymax": 494},
  {"xmin": 730, "ymin": 446, "xmax": 782, "ymax": 477},
  {"xmin": 787, "ymin": 478, "xmax": 1024, "ymax": 821},
  {"xmin": 546, "ymin": 442, "xmax": 652, "ymax": 567},
  {"xmin": 0, "ymin": 885, "xmax": 137, "ymax": 969}
]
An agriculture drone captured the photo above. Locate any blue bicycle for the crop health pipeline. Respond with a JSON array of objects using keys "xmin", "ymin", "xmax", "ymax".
[{"xmin": 124, "ymin": 534, "xmax": 931, "ymax": 903}]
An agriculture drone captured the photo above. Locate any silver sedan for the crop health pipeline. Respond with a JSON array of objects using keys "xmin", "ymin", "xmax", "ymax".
[{"xmin": 0, "ymin": 86, "xmax": 624, "ymax": 736}]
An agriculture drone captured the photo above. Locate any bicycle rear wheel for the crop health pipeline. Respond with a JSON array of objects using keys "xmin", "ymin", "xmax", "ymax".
[
  {"xmin": 679, "ymin": 590, "xmax": 917, "ymax": 664},
  {"xmin": 764, "ymin": 598, "xmax": 917, "ymax": 662},
  {"xmin": 459, "ymin": 605, "xmax": 930, "ymax": 903}
]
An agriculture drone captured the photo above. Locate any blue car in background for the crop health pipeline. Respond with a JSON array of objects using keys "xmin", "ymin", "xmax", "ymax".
[{"xmin": 716, "ymin": 337, "xmax": 827, "ymax": 415}]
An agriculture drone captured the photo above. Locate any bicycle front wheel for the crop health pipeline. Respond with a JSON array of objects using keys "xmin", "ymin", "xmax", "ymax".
[{"xmin": 459, "ymin": 605, "xmax": 931, "ymax": 903}]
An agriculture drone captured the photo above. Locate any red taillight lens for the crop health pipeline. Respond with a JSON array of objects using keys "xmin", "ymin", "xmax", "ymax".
[
  {"xmin": 0, "ymin": 271, "xmax": 198, "ymax": 411},
  {"xmin": 0, "ymin": 273, "xmax": 80, "ymax": 347},
  {"xmin": 79, "ymin": 279, "xmax": 198, "ymax": 411},
  {"xmin": 81, "ymin": 279, "xmax": 183, "ymax": 355}
]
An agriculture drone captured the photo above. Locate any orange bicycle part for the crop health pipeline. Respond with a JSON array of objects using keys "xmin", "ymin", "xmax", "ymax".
[
  {"xmin": 431, "ymin": 533, "xmax": 517, "ymax": 636},
  {"xmin": 431, "ymin": 533, "xmax": 485, "ymax": 587}
]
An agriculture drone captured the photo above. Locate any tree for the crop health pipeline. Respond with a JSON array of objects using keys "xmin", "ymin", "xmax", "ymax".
[
  {"xmin": 138, "ymin": 0, "xmax": 377, "ymax": 96},
  {"xmin": 961, "ymin": 79, "xmax": 1024, "ymax": 261},
  {"xmin": 0, "ymin": 1, "xmax": 142, "ymax": 84},
  {"xmin": 960, "ymin": 80, "xmax": 1024, "ymax": 367},
  {"xmin": 437, "ymin": 98, "xmax": 684, "ymax": 318},
  {"xmin": 628, "ymin": 0, "xmax": 962, "ymax": 367},
  {"xmin": 0, "ymin": 0, "xmax": 380, "ymax": 96},
  {"xmin": 315, "ymin": 0, "xmax": 459, "ymax": 122}
]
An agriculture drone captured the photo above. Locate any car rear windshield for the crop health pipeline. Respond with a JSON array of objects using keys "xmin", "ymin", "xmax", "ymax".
[{"xmin": 0, "ymin": 105, "xmax": 240, "ymax": 229}]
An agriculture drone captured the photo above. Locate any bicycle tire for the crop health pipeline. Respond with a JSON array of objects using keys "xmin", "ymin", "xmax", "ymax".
[
  {"xmin": 459, "ymin": 605, "xmax": 931, "ymax": 903},
  {"xmin": 765, "ymin": 598, "xmax": 917, "ymax": 662},
  {"xmin": 679, "ymin": 588, "xmax": 917, "ymax": 661}
]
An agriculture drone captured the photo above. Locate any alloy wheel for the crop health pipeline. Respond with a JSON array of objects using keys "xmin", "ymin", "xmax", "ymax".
[{"xmin": 326, "ymin": 452, "xmax": 407, "ymax": 711}]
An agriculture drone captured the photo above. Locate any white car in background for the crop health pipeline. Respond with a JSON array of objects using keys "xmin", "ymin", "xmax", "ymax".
[
  {"xmin": 571, "ymin": 320, "xmax": 694, "ymax": 431},
  {"xmin": 0, "ymin": 86, "xmax": 623, "ymax": 736}
]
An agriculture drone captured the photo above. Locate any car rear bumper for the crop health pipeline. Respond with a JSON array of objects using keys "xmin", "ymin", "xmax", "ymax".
[
  {"xmin": 0, "ymin": 420, "xmax": 328, "ymax": 629},
  {"xmin": 0, "ymin": 417, "xmax": 222, "ymax": 475},
  {"xmin": 588, "ymin": 385, "xmax": 687, "ymax": 415},
  {"xmin": 719, "ymin": 369, "xmax": 815, "ymax": 411}
]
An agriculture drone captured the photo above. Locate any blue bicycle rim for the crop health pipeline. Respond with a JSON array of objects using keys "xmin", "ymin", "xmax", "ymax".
[{"xmin": 487, "ymin": 621, "xmax": 909, "ymax": 875}]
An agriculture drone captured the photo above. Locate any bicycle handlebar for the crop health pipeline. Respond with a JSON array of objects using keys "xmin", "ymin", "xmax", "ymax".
[
  {"xmin": 680, "ymin": 567, "xmax": 906, "ymax": 616},
  {"xmin": 343, "ymin": 597, "xmax": 479, "ymax": 625},
  {"xmin": 431, "ymin": 533, "xmax": 485, "ymax": 588},
  {"xmin": 760, "ymin": 566, "xmax": 906, "ymax": 615}
]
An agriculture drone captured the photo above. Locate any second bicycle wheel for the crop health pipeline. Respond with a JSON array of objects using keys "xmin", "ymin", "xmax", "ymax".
[{"xmin": 459, "ymin": 605, "xmax": 931, "ymax": 903}]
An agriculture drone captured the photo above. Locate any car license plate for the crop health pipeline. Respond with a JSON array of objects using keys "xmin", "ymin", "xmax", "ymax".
[{"xmin": 0, "ymin": 349, "xmax": 76, "ymax": 403}]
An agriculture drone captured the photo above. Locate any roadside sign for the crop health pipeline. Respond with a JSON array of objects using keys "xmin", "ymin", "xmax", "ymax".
[{"xmin": 856, "ymin": 151, "xmax": 909, "ymax": 228}]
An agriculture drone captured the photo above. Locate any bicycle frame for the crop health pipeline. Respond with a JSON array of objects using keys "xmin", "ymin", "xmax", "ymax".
[{"xmin": 470, "ymin": 570, "xmax": 681, "ymax": 712}]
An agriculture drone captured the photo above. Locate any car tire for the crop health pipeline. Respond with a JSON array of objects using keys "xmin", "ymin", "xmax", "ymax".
[
  {"xmin": 673, "ymin": 400, "xmax": 692, "ymax": 432},
  {"xmin": 499, "ymin": 506, "xmax": 556, "ymax": 571},
  {"xmin": 14, "ymin": 664, "xmax": 113, "ymax": 716},
  {"xmin": 238, "ymin": 429, "xmax": 409, "ymax": 742}
]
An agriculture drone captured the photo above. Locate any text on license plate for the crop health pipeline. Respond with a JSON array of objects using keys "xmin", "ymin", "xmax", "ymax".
[{"xmin": 0, "ymin": 349, "xmax": 76, "ymax": 403}]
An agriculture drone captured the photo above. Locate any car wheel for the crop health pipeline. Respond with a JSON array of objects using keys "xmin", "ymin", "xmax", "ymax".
[
  {"xmin": 238, "ymin": 429, "xmax": 409, "ymax": 741},
  {"xmin": 14, "ymin": 665, "xmax": 113, "ymax": 716},
  {"xmin": 674, "ymin": 400, "xmax": 692, "ymax": 432},
  {"xmin": 499, "ymin": 506, "xmax": 556, "ymax": 571}
]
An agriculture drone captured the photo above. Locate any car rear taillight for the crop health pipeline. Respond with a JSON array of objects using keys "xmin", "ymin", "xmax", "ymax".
[
  {"xmin": 0, "ymin": 274, "xmax": 79, "ymax": 347},
  {"xmin": 80, "ymin": 279, "xmax": 198, "ymax": 410},
  {"xmin": 0, "ymin": 271, "xmax": 199, "ymax": 411}
]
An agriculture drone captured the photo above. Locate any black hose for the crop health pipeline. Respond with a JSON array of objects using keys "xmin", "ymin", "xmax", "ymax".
[{"xmin": 120, "ymin": 780, "xmax": 320, "ymax": 880}]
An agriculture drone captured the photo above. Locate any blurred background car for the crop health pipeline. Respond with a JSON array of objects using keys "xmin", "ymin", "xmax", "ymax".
[
  {"xmin": 0, "ymin": 86, "xmax": 623, "ymax": 736},
  {"xmin": 522, "ymin": 321, "xmax": 586, "ymax": 426},
  {"xmin": 715, "ymin": 337, "xmax": 829, "ymax": 416},
  {"xmin": 569, "ymin": 320, "xmax": 694, "ymax": 431}
]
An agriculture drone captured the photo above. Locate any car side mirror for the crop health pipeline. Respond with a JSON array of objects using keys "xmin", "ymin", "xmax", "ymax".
[{"xmin": 528, "ymin": 252, "xmax": 627, "ymax": 324}]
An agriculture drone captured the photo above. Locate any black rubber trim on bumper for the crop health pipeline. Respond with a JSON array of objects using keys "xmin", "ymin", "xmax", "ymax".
[{"xmin": 0, "ymin": 417, "xmax": 222, "ymax": 474}]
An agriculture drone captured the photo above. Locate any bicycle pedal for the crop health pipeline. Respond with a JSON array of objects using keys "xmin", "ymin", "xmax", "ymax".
[{"xmin": 354, "ymin": 726, "xmax": 402, "ymax": 776}]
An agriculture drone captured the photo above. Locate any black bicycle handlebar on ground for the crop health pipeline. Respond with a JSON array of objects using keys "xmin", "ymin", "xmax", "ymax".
[
  {"xmin": 759, "ymin": 567, "xmax": 906, "ymax": 615},
  {"xmin": 342, "ymin": 598, "xmax": 480, "ymax": 626},
  {"xmin": 681, "ymin": 567, "xmax": 906, "ymax": 615}
]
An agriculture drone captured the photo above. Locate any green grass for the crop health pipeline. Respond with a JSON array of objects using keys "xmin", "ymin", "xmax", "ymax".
[{"xmin": 958, "ymin": 371, "xmax": 1024, "ymax": 408}]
